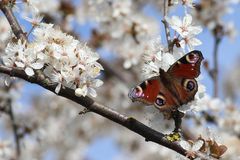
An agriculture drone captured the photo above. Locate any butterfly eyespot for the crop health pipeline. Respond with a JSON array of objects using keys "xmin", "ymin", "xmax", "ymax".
[
  {"xmin": 155, "ymin": 94, "xmax": 166, "ymax": 107},
  {"xmin": 128, "ymin": 85, "xmax": 144, "ymax": 99},
  {"xmin": 186, "ymin": 53, "xmax": 199, "ymax": 64},
  {"xmin": 136, "ymin": 86, "xmax": 142, "ymax": 92},
  {"xmin": 183, "ymin": 79, "xmax": 196, "ymax": 91}
]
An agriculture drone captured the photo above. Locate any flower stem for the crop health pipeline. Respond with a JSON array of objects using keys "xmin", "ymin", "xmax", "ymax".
[
  {"xmin": 213, "ymin": 37, "xmax": 220, "ymax": 97},
  {"xmin": 162, "ymin": 0, "xmax": 172, "ymax": 53},
  {"xmin": 8, "ymin": 101, "xmax": 21, "ymax": 157}
]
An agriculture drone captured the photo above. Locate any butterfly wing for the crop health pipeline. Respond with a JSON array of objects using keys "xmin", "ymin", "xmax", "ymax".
[
  {"xmin": 171, "ymin": 77, "xmax": 198, "ymax": 105},
  {"xmin": 167, "ymin": 50, "xmax": 204, "ymax": 78},
  {"xmin": 128, "ymin": 76, "xmax": 180, "ymax": 112},
  {"xmin": 129, "ymin": 50, "xmax": 204, "ymax": 112},
  {"xmin": 166, "ymin": 50, "xmax": 204, "ymax": 105}
]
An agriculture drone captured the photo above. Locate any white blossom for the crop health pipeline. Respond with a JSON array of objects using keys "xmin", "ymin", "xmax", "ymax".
[
  {"xmin": 166, "ymin": 14, "xmax": 202, "ymax": 51},
  {"xmin": 0, "ymin": 1, "xmax": 239, "ymax": 159},
  {"xmin": 180, "ymin": 34, "xmax": 202, "ymax": 51},
  {"xmin": 178, "ymin": 139, "xmax": 204, "ymax": 160},
  {"xmin": 0, "ymin": 16, "xmax": 11, "ymax": 43},
  {"xmin": 141, "ymin": 38, "xmax": 176, "ymax": 78},
  {"xmin": 23, "ymin": 0, "xmax": 60, "ymax": 15},
  {"xmin": 3, "ymin": 23, "xmax": 103, "ymax": 97},
  {"xmin": 225, "ymin": 21, "xmax": 238, "ymax": 40},
  {"xmin": 172, "ymin": 0, "xmax": 194, "ymax": 8},
  {"xmin": 76, "ymin": 0, "xmax": 159, "ymax": 69},
  {"xmin": 192, "ymin": 0, "xmax": 237, "ymax": 35},
  {"xmin": 0, "ymin": 140, "xmax": 13, "ymax": 159},
  {"xmin": 23, "ymin": 14, "xmax": 43, "ymax": 26},
  {"xmin": 4, "ymin": 40, "xmax": 45, "ymax": 76},
  {"xmin": 166, "ymin": 14, "xmax": 202, "ymax": 37},
  {"xmin": 179, "ymin": 139, "xmax": 204, "ymax": 152},
  {"xmin": 111, "ymin": 1, "xmax": 132, "ymax": 18}
]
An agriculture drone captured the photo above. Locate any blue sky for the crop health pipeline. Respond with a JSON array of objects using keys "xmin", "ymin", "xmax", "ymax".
[
  {"xmin": 4, "ymin": 2, "xmax": 240, "ymax": 160},
  {"xmin": 86, "ymin": 137, "xmax": 120, "ymax": 160},
  {"xmin": 78, "ymin": 4, "xmax": 240, "ymax": 159},
  {"xmin": 73, "ymin": 3, "xmax": 240, "ymax": 160},
  {"xmin": 75, "ymin": 3, "xmax": 240, "ymax": 98},
  {"xmin": 144, "ymin": 4, "xmax": 240, "ymax": 98}
]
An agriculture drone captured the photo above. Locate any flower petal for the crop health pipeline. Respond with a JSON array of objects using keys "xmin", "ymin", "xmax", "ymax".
[
  {"xmin": 15, "ymin": 61, "xmax": 25, "ymax": 68},
  {"xmin": 30, "ymin": 62, "xmax": 44, "ymax": 69},
  {"xmin": 183, "ymin": 14, "xmax": 192, "ymax": 27},
  {"xmin": 190, "ymin": 38, "xmax": 202, "ymax": 46},
  {"xmin": 192, "ymin": 140, "xmax": 204, "ymax": 151},
  {"xmin": 4, "ymin": 76, "xmax": 11, "ymax": 86},
  {"xmin": 189, "ymin": 26, "xmax": 203, "ymax": 35},
  {"xmin": 123, "ymin": 60, "xmax": 132, "ymax": 69},
  {"xmin": 93, "ymin": 79, "xmax": 104, "ymax": 87},
  {"xmin": 25, "ymin": 67, "xmax": 34, "ymax": 76},
  {"xmin": 88, "ymin": 87, "xmax": 97, "ymax": 97},
  {"xmin": 75, "ymin": 85, "xmax": 88, "ymax": 97},
  {"xmin": 55, "ymin": 83, "xmax": 61, "ymax": 94},
  {"xmin": 179, "ymin": 140, "xmax": 191, "ymax": 150}
]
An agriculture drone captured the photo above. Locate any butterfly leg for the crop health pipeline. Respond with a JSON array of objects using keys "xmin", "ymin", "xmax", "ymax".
[{"xmin": 165, "ymin": 110, "xmax": 184, "ymax": 142}]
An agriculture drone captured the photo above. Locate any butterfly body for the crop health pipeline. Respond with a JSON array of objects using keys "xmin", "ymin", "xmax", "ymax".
[{"xmin": 129, "ymin": 50, "xmax": 204, "ymax": 114}]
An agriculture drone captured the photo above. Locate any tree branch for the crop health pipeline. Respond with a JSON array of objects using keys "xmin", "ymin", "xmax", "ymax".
[
  {"xmin": 0, "ymin": 65, "xmax": 188, "ymax": 157},
  {"xmin": 8, "ymin": 102, "xmax": 21, "ymax": 157},
  {"xmin": 0, "ymin": 2, "xmax": 190, "ymax": 158},
  {"xmin": 0, "ymin": 1, "xmax": 27, "ymax": 40}
]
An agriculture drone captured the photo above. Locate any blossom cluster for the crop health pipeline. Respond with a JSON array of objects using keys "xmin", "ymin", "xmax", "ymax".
[
  {"xmin": 139, "ymin": 1, "xmax": 207, "ymax": 117},
  {"xmin": 141, "ymin": 2, "xmax": 203, "ymax": 78},
  {"xmin": 23, "ymin": 0, "xmax": 59, "ymax": 15},
  {"xmin": 0, "ymin": 16, "xmax": 11, "ymax": 53},
  {"xmin": 0, "ymin": 17, "xmax": 11, "ymax": 43},
  {"xmin": 2, "ymin": 23, "xmax": 103, "ymax": 97},
  {"xmin": 179, "ymin": 136, "xmax": 227, "ymax": 159},
  {"xmin": 143, "ymin": 14, "xmax": 202, "ymax": 77},
  {"xmin": 141, "ymin": 38, "xmax": 177, "ymax": 78},
  {"xmin": 0, "ymin": 0, "xmax": 240, "ymax": 159},
  {"xmin": 166, "ymin": 14, "xmax": 202, "ymax": 51},
  {"xmin": 0, "ymin": 139, "xmax": 13, "ymax": 159},
  {"xmin": 76, "ymin": 0, "xmax": 159, "ymax": 69},
  {"xmin": 192, "ymin": 0, "xmax": 238, "ymax": 39},
  {"xmin": 20, "ymin": 0, "xmax": 60, "ymax": 25}
]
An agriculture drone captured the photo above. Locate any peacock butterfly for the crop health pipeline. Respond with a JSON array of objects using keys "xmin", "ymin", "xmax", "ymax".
[{"xmin": 129, "ymin": 50, "xmax": 204, "ymax": 116}]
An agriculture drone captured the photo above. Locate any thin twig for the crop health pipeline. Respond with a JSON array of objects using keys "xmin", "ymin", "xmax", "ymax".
[
  {"xmin": 211, "ymin": 24, "xmax": 223, "ymax": 97},
  {"xmin": 0, "ymin": 84, "xmax": 21, "ymax": 158},
  {"xmin": 213, "ymin": 36, "xmax": 221, "ymax": 97},
  {"xmin": 0, "ymin": 1, "xmax": 27, "ymax": 40},
  {"xmin": 8, "ymin": 102, "xmax": 21, "ymax": 157},
  {"xmin": 162, "ymin": 0, "xmax": 172, "ymax": 53}
]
